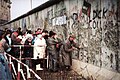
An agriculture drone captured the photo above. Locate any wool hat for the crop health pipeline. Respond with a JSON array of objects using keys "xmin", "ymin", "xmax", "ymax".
[
  {"xmin": 49, "ymin": 31, "xmax": 56, "ymax": 37},
  {"xmin": 26, "ymin": 34, "xmax": 33, "ymax": 39}
]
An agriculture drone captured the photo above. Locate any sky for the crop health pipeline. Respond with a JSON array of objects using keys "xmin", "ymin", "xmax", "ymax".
[{"xmin": 11, "ymin": 0, "xmax": 49, "ymax": 20}]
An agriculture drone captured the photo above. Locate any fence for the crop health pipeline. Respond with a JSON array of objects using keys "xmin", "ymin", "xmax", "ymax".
[{"xmin": 5, "ymin": 45, "xmax": 48, "ymax": 80}]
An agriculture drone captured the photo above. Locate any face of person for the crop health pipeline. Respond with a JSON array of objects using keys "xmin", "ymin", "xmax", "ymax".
[
  {"xmin": 14, "ymin": 32, "xmax": 18, "ymax": 37},
  {"xmin": 7, "ymin": 34, "xmax": 10, "ymax": 37},
  {"xmin": 54, "ymin": 34, "xmax": 57, "ymax": 38},
  {"xmin": 45, "ymin": 33, "xmax": 48, "ymax": 35},
  {"xmin": 37, "ymin": 34, "xmax": 42, "ymax": 38},
  {"xmin": 69, "ymin": 37, "xmax": 75, "ymax": 41},
  {"xmin": 28, "ymin": 38, "xmax": 32, "ymax": 42},
  {"xmin": 42, "ymin": 33, "xmax": 46, "ymax": 36}
]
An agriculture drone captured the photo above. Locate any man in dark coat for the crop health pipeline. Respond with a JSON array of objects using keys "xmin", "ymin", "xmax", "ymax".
[
  {"xmin": 23, "ymin": 35, "xmax": 33, "ymax": 68},
  {"xmin": 47, "ymin": 31, "xmax": 59, "ymax": 72}
]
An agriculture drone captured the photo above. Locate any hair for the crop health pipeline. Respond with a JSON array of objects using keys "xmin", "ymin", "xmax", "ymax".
[
  {"xmin": 0, "ymin": 30, "xmax": 5, "ymax": 40},
  {"xmin": 37, "ymin": 28, "xmax": 42, "ymax": 31},
  {"xmin": 27, "ymin": 30, "xmax": 32, "ymax": 34},
  {"xmin": 42, "ymin": 29, "xmax": 48, "ymax": 33}
]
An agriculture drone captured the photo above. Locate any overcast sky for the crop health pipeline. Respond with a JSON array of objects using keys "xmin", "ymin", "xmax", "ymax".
[{"xmin": 11, "ymin": 0, "xmax": 49, "ymax": 20}]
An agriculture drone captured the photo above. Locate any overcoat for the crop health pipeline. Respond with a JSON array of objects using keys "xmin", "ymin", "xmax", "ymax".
[
  {"xmin": 34, "ymin": 37, "xmax": 46, "ymax": 59},
  {"xmin": 60, "ymin": 40, "xmax": 79, "ymax": 66},
  {"xmin": 47, "ymin": 37, "xmax": 59, "ymax": 71}
]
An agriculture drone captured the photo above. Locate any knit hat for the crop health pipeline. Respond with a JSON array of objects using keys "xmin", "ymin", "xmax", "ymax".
[
  {"xmin": 49, "ymin": 31, "xmax": 56, "ymax": 37},
  {"xmin": 26, "ymin": 34, "xmax": 33, "ymax": 39}
]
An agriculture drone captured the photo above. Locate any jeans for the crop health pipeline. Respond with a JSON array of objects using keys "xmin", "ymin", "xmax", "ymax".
[
  {"xmin": 0, "ymin": 53, "xmax": 12, "ymax": 80},
  {"xmin": 48, "ymin": 53, "xmax": 58, "ymax": 72}
]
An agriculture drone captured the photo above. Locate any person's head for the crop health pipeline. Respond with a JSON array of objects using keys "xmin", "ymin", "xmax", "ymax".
[
  {"xmin": 49, "ymin": 31, "xmax": 56, "ymax": 38},
  {"xmin": 17, "ymin": 27, "xmax": 21, "ymax": 34},
  {"xmin": 41, "ymin": 30, "xmax": 48, "ymax": 39},
  {"xmin": 27, "ymin": 37, "xmax": 33, "ymax": 42},
  {"xmin": 69, "ymin": 35, "xmax": 76, "ymax": 41},
  {"xmin": 13, "ymin": 31, "xmax": 18, "ymax": 37},
  {"xmin": 36, "ymin": 28, "xmax": 42, "ymax": 33},
  {"xmin": 42, "ymin": 30, "xmax": 48, "ymax": 36},
  {"xmin": 26, "ymin": 34, "xmax": 33, "ymax": 42},
  {"xmin": 22, "ymin": 30, "xmax": 27, "ymax": 36},
  {"xmin": 18, "ymin": 27, "xmax": 21, "ymax": 31},
  {"xmin": 17, "ymin": 35, "xmax": 22, "ymax": 41},
  {"xmin": 5, "ymin": 28, "xmax": 8, "ymax": 31},
  {"xmin": 27, "ymin": 30, "xmax": 32, "ymax": 34},
  {"xmin": 37, "ymin": 34, "xmax": 42, "ymax": 38},
  {"xmin": 35, "ymin": 31, "xmax": 42, "ymax": 38},
  {"xmin": 11, "ymin": 31, "xmax": 18, "ymax": 41},
  {"xmin": 5, "ymin": 30, "xmax": 12, "ymax": 37}
]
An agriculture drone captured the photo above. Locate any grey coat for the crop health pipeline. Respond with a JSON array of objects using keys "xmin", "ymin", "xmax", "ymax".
[
  {"xmin": 60, "ymin": 40, "xmax": 79, "ymax": 66},
  {"xmin": 47, "ymin": 37, "xmax": 58, "ymax": 55},
  {"xmin": 47, "ymin": 37, "xmax": 59, "ymax": 71}
]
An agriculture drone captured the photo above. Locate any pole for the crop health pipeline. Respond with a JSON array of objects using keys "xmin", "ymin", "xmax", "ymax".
[
  {"xmin": 17, "ymin": 46, "xmax": 22, "ymax": 80},
  {"xmin": 30, "ymin": 0, "xmax": 32, "ymax": 9},
  {"xmin": 9, "ymin": 56, "xmax": 12, "ymax": 71}
]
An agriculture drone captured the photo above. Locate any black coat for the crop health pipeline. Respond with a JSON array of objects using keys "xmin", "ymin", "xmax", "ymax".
[{"xmin": 23, "ymin": 40, "xmax": 33, "ymax": 57}]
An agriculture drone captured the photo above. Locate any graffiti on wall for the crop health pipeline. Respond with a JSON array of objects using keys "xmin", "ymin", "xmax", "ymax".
[
  {"xmin": 68, "ymin": 0, "xmax": 119, "ymax": 72},
  {"xmin": 102, "ymin": 1, "xmax": 119, "ymax": 71},
  {"xmin": 52, "ymin": 15, "xmax": 67, "ymax": 26},
  {"xmin": 9, "ymin": 0, "xmax": 119, "ymax": 72},
  {"xmin": 82, "ymin": 0, "xmax": 91, "ymax": 17}
]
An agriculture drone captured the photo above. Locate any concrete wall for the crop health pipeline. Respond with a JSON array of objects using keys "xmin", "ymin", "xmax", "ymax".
[
  {"xmin": 72, "ymin": 59, "xmax": 120, "ymax": 80},
  {"xmin": 10, "ymin": 0, "xmax": 120, "ymax": 79},
  {"xmin": 0, "ymin": 0, "xmax": 11, "ymax": 24}
]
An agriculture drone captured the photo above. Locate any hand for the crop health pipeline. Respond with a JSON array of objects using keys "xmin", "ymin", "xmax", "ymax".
[
  {"xmin": 79, "ymin": 45, "xmax": 84, "ymax": 49},
  {"xmin": 72, "ymin": 46, "xmax": 76, "ymax": 50},
  {"xmin": 29, "ymin": 43, "xmax": 31, "ymax": 45},
  {"xmin": 79, "ymin": 46, "xmax": 81, "ymax": 49},
  {"xmin": 56, "ymin": 44, "xmax": 59, "ymax": 48}
]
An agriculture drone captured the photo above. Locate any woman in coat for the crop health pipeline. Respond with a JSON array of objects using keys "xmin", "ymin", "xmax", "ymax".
[{"xmin": 34, "ymin": 33, "xmax": 46, "ymax": 59}]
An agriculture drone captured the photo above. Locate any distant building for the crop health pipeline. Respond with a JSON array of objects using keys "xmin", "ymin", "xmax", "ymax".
[{"xmin": 0, "ymin": 0, "xmax": 11, "ymax": 25}]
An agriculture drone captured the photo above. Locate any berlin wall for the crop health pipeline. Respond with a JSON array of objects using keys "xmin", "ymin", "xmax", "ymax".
[{"xmin": 9, "ymin": 0, "xmax": 120, "ymax": 79}]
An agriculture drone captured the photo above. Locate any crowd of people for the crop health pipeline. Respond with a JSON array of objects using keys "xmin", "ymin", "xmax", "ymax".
[{"xmin": 0, "ymin": 27, "xmax": 81, "ymax": 78}]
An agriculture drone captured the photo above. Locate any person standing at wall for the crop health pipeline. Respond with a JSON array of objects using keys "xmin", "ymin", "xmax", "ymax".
[
  {"xmin": 60, "ymin": 34, "xmax": 81, "ymax": 71},
  {"xmin": 47, "ymin": 31, "xmax": 59, "ymax": 72}
]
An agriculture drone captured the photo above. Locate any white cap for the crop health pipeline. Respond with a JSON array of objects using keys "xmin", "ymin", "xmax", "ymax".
[
  {"xmin": 26, "ymin": 34, "xmax": 33, "ymax": 39},
  {"xmin": 17, "ymin": 35, "xmax": 22, "ymax": 40}
]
